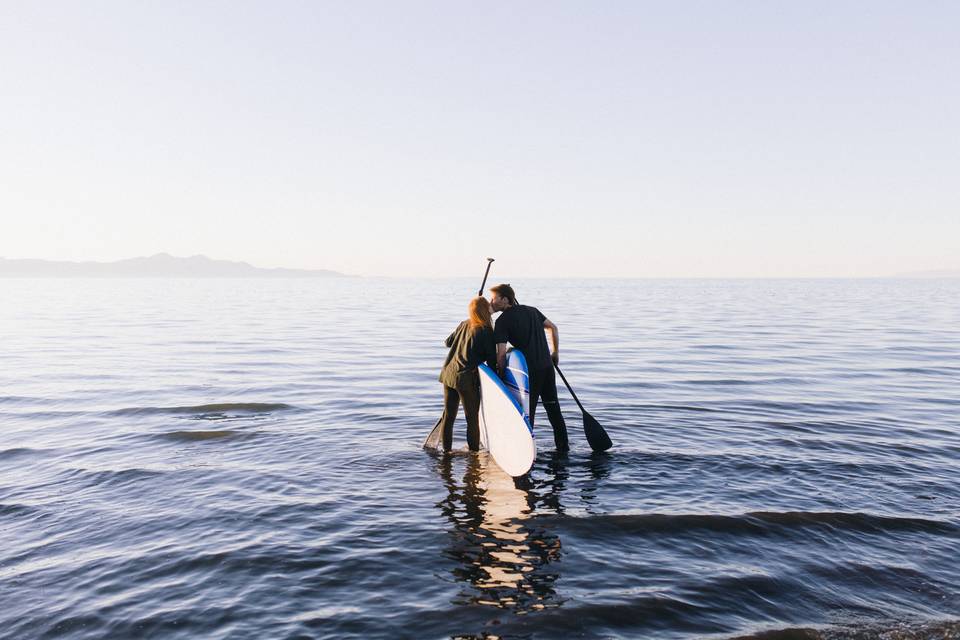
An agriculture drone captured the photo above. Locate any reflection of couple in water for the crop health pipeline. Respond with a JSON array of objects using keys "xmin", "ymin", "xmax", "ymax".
[
  {"xmin": 434, "ymin": 452, "xmax": 563, "ymax": 612},
  {"xmin": 424, "ymin": 283, "xmax": 570, "ymax": 454}
]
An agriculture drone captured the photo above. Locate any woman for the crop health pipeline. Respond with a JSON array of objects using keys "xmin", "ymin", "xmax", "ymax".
[{"xmin": 424, "ymin": 296, "xmax": 497, "ymax": 452}]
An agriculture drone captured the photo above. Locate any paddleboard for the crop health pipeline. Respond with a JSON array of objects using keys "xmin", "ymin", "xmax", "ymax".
[
  {"xmin": 502, "ymin": 348, "xmax": 530, "ymax": 420},
  {"xmin": 477, "ymin": 362, "xmax": 535, "ymax": 477}
]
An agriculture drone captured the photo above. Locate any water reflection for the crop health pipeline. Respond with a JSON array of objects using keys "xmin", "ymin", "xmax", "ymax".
[
  {"xmin": 580, "ymin": 452, "xmax": 613, "ymax": 513},
  {"xmin": 436, "ymin": 453, "xmax": 563, "ymax": 612}
]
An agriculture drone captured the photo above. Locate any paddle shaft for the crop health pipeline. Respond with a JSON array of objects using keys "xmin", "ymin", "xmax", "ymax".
[
  {"xmin": 554, "ymin": 363, "xmax": 586, "ymax": 413},
  {"xmin": 478, "ymin": 258, "xmax": 495, "ymax": 296},
  {"xmin": 556, "ymin": 362, "xmax": 613, "ymax": 451}
]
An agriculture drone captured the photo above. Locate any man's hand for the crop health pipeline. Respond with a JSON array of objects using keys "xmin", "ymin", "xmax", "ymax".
[
  {"xmin": 544, "ymin": 318, "xmax": 560, "ymax": 366},
  {"xmin": 497, "ymin": 342, "xmax": 508, "ymax": 374}
]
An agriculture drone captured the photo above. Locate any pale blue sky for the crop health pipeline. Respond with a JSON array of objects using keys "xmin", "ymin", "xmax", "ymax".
[{"xmin": 2, "ymin": 1, "xmax": 957, "ymax": 276}]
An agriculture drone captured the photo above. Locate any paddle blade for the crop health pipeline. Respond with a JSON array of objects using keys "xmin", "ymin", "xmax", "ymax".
[
  {"xmin": 423, "ymin": 419, "xmax": 444, "ymax": 450},
  {"xmin": 582, "ymin": 411, "xmax": 612, "ymax": 452}
]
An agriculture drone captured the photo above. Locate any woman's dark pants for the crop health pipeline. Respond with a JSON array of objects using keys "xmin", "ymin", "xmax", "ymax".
[{"xmin": 438, "ymin": 373, "xmax": 482, "ymax": 451}]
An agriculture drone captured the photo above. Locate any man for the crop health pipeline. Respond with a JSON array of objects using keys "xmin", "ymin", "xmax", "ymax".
[{"xmin": 489, "ymin": 283, "xmax": 569, "ymax": 452}]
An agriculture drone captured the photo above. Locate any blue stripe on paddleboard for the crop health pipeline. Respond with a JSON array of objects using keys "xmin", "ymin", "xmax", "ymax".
[
  {"xmin": 504, "ymin": 350, "xmax": 530, "ymax": 395},
  {"xmin": 478, "ymin": 363, "xmax": 533, "ymax": 435},
  {"xmin": 505, "ymin": 366, "xmax": 529, "ymax": 378}
]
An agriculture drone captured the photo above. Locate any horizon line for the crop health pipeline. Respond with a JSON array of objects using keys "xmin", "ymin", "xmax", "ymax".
[{"xmin": 1, "ymin": 254, "xmax": 957, "ymax": 280}]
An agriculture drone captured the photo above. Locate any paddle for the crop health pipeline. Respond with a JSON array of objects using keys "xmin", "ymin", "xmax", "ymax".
[
  {"xmin": 478, "ymin": 258, "xmax": 494, "ymax": 296},
  {"xmin": 423, "ymin": 258, "xmax": 496, "ymax": 450},
  {"xmin": 554, "ymin": 363, "xmax": 613, "ymax": 452}
]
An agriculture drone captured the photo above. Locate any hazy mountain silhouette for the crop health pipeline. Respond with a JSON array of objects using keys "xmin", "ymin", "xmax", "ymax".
[{"xmin": 0, "ymin": 254, "xmax": 346, "ymax": 278}]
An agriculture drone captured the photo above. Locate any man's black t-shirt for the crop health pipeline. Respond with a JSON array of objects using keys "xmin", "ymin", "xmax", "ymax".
[{"xmin": 493, "ymin": 304, "xmax": 552, "ymax": 371}]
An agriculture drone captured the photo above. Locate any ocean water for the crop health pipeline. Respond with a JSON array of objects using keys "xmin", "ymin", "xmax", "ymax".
[{"xmin": 1, "ymin": 277, "xmax": 958, "ymax": 640}]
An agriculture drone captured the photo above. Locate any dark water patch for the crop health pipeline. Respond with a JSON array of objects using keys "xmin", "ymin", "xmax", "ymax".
[
  {"xmin": 107, "ymin": 402, "xmax": 296, "ymax": 418},
  {"xmin": 750, "ymin": 511, "xmax": 958, "ymax": 535},
  {"xmin": 762, "ymin": 421, "xmax": 827, "ymax": 435},
  {"xmin": 917, "ymin": 396, "xmax": 960, "ymax": 407},
  {"xmin": 831, "ymin": 370, "xmax": 888, "ymax": 380},
  {"xmin": 155, "ymin": 429, "xmax": 255, "ymax": 442},
  {"xmin": 888, "ymin": 366, "xmax": 960, "ymax": 376},
  {"xmin": 0, "ymin": 502, "xmax": 40, "ymax": 516},
  {"xmin": 756, "ymin": 377, "xmax": 814, "ymax": 386},
  {"xmin": 0, "ymin": 409, "xmax": 87, "ymax": 420},
  {"xmin": 0, "ymin": 446, "xmax": 47, "ymax": 460},
  {"xmin": 0, "ymin": 395, "xmax": 48, "ymax": 405},
  {"xmin": 690, "ymin": 343, "xmax": 740, "ymax": 351},
  {"xmin": 544, "ymin": 511, "xmax": 959, "ymax": 538},
  {"xmin": 64, "ymin": 467, "xmax": 165, "ymax": 489},
  {"xmin": 185, "ymin": 412, "xmax": 267, "ymax": 422}
]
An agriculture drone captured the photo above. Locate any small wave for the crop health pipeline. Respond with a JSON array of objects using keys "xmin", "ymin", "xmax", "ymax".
[
  {"xmin": 637, "ymin": 403, "xmax": 719, "ymax": 413},
  {"xmin": 0, "ymin": 395, "xmax": 42, "ymax": 404},
  {"xmin": 730, "ymin": 628, "xmax": 821, "ymax": 639},
  {"xmin": 0, "ymin": 447, "xmax": 45, "ymax": 460},
  {"xmin": 689, "ymin": 343, "xmax": 739, "ymax": 351},
  {"xmin": 685, "ymin": 378, "xmax": 754, "ymax": 386},
  {"xmin": 66, "ymin": 467, "xmax": 165, "ymax": 488},
  {"xmin": 157, "ymin": 429, "xmax": 252, "ymax": 442},
  {"xmin": 0, "ymin": 503, "xmax": 39, "ymax": 516},
  {"xmin": 889, "ymin": 366, "xmax": 960, "ymax": 376},
  {"xmin": 108, "ymin": 402, "xmax": 295, "ymax": 417},
  {"xmin": 750, "ymin": 511, "xmax": 958, "ymax": 534},
  {"xmin": 544, "ymin": 511, "xmax": 958, "ymax": 537}
]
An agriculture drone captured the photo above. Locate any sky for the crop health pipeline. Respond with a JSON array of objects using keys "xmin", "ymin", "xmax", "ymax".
[{"xmin": 1, "ymin": 1, "xmax": 958, "ymax": 277}]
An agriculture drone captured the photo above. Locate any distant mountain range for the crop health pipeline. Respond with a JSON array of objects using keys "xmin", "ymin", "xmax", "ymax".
[{"xmin": 0, "ymin": 254, "xmax": 346, "ymax": 278}]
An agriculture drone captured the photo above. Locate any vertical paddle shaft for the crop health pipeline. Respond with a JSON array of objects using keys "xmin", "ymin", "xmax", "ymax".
[{"xmin": 478, "ymin": 258, "xmax": 494, "ymax": 296}]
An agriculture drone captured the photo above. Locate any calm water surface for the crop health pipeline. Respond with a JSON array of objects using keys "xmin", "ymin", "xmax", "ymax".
[{"xmin": 1, "ymin": 278, "xmax": 958, "ymax": 639}]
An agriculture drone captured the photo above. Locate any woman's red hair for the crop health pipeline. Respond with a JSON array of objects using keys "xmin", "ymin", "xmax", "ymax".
[{"xmin": 468, "ymin": 296, "xmax": 492, "ymax": 333}]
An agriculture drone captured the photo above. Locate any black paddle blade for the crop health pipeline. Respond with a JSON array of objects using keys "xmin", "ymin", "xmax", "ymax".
[{"xmin": 582, "ymin": 411, "xmax": 612, "ymax": 452}]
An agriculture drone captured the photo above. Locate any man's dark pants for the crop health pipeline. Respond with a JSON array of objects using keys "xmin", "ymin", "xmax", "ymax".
[{"xmin": 528, "ymin": 365, "xmax": 569, "ymax": 452}]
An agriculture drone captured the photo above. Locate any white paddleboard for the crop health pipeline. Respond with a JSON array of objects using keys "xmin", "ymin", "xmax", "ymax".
[{"xmin": 478, "ymin": 363, "xmax": 535, "ymax": 477}]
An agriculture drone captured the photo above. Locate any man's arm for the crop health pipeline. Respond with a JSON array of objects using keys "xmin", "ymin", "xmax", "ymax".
[
  {"xmin": 496, "ymin": 342, "xmax": 509, "ymax": 374},
  {"xmin": 544, "ymin": 318, "xmax": 559, "ymax": 365}
]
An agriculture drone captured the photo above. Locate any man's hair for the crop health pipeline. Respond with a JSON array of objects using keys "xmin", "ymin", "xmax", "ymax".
[{"xmin": 490, "ymin": 283, "xmax": 517, "ymax": 306}]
